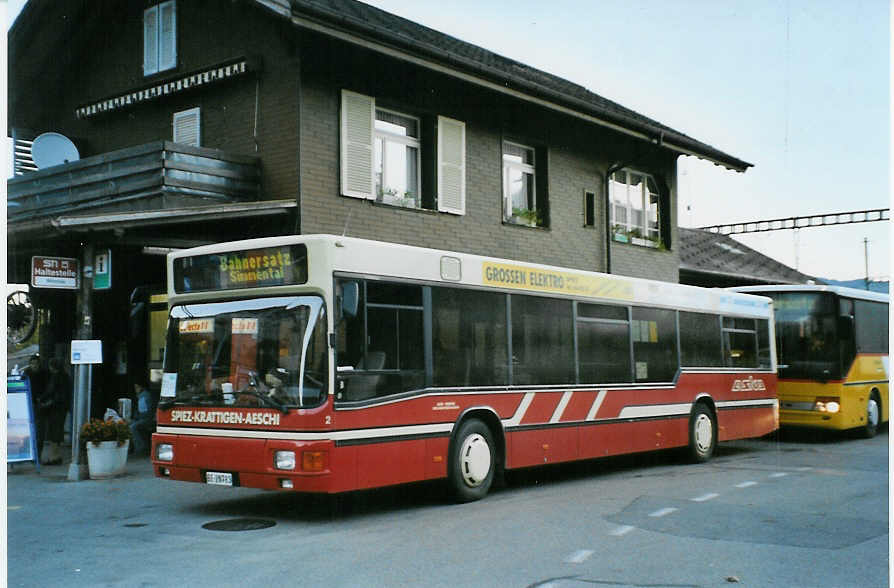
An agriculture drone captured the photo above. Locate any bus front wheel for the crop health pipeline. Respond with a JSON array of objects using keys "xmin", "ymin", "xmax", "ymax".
[
  {"xmin": 448, "ymin": 418, "xmax": 495, "ymax": 502},
  {"xmin": 687, "ymin": 403, "xmax": 716, "ymax": 463},
  {"xmin": 860, "ymin": 393, "xmax": 880, "ymax": 439}
]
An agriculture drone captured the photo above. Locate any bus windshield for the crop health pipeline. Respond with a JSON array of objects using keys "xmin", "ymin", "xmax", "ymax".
[
  {"xmin": 768, "ymin": 292, "xmax": 841, "ymax": 380},
  {"xmin": 162, "ymin": 296, "xmax": 328, "ymax": 409}
]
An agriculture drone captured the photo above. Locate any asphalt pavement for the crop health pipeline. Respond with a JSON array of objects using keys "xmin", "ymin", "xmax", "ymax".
[{"xmin": 6, "ymin": 429, "xmax": 890, "ymax": 588}]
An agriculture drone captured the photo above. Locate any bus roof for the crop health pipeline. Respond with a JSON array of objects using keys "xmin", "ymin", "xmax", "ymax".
[
  {"xmin": 169, "ymin": 234, "xmax": 774, "ymax": 318},
  {"xmin": 731, "ymin": 284, "xmax": 889, "ymax": 304}
]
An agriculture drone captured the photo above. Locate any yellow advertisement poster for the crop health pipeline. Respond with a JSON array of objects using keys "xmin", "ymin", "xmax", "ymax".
[{"xmin": 482, "ymin": 262, "xmax": 633, "ymax": 301}]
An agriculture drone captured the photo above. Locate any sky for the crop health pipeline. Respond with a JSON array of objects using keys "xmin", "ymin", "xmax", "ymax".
[
  {"xmin": 5, "ymin": 0, "xmax": 891, "ymax": 282},
  {"xmin": 359, "ymin": 0, "xmax": 891, "ymax": 283}
]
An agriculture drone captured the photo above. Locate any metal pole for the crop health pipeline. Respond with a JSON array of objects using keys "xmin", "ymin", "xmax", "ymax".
[
  {"xmin": 68, "ymin": 242, "xmax": 94, "ymax": 481},
  {"xmin": 864, "ymin": 238, "xmax": 870, "ymax": 290}
]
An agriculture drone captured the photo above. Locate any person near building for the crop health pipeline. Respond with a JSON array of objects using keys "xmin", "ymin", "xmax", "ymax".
[
  {"xmin": 22, "ymin": 354, "xmax": 48, "ymax": 460},
  {"xmin": 41, "ymin": 358, "xmax": 72, "ymax": 465},
  {"xmin": 129, "ymin": 381, "xmax": 157, "ymax": 456}
]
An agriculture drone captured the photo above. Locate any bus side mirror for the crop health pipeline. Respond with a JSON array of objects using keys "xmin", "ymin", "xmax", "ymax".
[{"xmin": 341, "ymin": 281, "xmax": 359, "ymax": 319}]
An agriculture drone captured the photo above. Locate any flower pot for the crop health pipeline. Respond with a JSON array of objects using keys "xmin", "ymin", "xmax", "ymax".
[{"xmin": 86, "ymin": 440, "xmax": 129, "ymax": 479}]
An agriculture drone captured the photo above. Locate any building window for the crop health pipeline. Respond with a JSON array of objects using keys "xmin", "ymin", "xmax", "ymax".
[
  {"xmin": 340, "ymin": 90, "xmax": 466, "ymax": 214},
  {"xmin": 609, "ymin": 169, "xmax": 662, "ymax": 247},
  {"xmin": 374, "ymin": 109, "xmax": 421, "ymax": 208},
  {"xmin": 502, "ymin": 141, "xmax": 541, "ymax": 227},
  {"xmin": 173, "ymin": 107, "xmax": 200, "ymax": 147},
  {"xmin": 144, "ymin": 1, "xmax": 177, "ymax": 76}
]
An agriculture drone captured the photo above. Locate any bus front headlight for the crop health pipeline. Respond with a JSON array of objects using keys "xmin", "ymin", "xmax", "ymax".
[
  {"xmin": 156, "ymin": 443, "xmax": 174, "ymax": 461},
  {"xmin": 814, "ymin": 397, "xmax": 840, "ymax": 413},
  {"xmin": 274, "ymin": 450, "xmax": 296, "ymax": 470}
]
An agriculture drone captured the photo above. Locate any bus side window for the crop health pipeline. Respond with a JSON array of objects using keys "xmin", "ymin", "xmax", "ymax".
[
  {"xmin": 679, "ymin": 311, "xmax": 723, "ymax": 368},
  {"xmin": 723, "ymin": 317, "xmax": 758, "ymax": 368},
  {"xmin": 631, "ymin": 307, "xmax": 677, "ymax": 382},
  {"xmin": 335, "ymin": 280, "xmax": 365, "ymax": 368},
  {"xmin": 757, "ymin": 319, "xmax": 772, "ymax": 369},
  {"xmin": 432, "ymin": 287, "xmax": 508, "ymax": 388}
]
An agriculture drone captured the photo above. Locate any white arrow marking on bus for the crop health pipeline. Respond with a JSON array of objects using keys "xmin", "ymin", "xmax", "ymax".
[
  {"xmin": 550, "ymin": 391, "xmax": 574, "ymax": 423},
  {"xmin": 504, "ymin": 392, "xmax": 536, "ymax": 427},
  {"xmin": 586, "ymin": 389, "xmax": 607, "ymax": 421}
]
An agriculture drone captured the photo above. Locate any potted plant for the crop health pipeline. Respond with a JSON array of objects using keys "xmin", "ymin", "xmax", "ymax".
[
  {"xmin": 80, "ymin": 418, "xmax": 132, "ymax": 479},
  {"xmin": 510, "ymin": 207, "xmax": 541, "ymax": 227}
]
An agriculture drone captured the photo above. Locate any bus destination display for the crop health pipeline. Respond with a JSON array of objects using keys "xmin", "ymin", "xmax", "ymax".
[{"xmin": 173, "ymin": 244, "xmax": 307, "ymax": 293}]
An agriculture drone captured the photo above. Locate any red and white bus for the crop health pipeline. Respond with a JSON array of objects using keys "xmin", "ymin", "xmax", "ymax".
[{"xmin": 152, "ymin": 235, "xmax": 778, "ymax": 501}]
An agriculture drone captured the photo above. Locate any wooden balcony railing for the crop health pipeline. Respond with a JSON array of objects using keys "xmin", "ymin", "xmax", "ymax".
[{"xmin": 8, "ymin": 141, "xmax": 261, "ymax": 222}]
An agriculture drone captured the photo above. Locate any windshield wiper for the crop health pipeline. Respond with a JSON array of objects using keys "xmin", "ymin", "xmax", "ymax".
[
  {"xmin": 157, "ymin": 396, "xmax": 216, "ymax": 410},
  {"xmin": 235, "ymin": 386, "xmax": 289, "ymax": 413}
]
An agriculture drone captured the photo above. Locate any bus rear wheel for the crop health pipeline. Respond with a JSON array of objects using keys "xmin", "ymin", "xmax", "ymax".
[
  {"xmin": 687, "ymin": 403, "xmax": 716, "ymax": 463},
  {"xmin": 860, "ymin": 393, "xmax": 880, "ymax": 439},
  {"xmin": 449, "ymin": 418, "xmax": 495, "ymax": 502}
]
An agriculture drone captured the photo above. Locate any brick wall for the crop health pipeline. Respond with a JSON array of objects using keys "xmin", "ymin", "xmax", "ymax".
[
  {"xmin": 18, "ymin": 1, "xmax": 299, "ymax": 204},
  {"xmin": 298, "ymin": 36, "xmax": 680, "ymax": 280}
]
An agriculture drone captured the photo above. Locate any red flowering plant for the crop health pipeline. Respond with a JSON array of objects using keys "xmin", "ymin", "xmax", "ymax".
[{"xmin": 80, "ymin": 418, "xmax": 132, "ymax": 447}]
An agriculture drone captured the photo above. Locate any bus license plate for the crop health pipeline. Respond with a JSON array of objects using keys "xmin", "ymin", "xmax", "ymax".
[{"xmin": 205, "ymin": 472, "xmax": 233, "ymax": 486}]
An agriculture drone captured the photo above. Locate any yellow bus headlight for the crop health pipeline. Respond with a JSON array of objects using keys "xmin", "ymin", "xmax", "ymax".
[{"xmin": 814, "ymin": 397, "xmax": 840, "ymax": 413}]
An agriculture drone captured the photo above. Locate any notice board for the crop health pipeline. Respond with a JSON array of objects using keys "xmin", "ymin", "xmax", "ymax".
[{"xmin": 7, "ymin": 375, "xmax": 40, "ymax": 466}]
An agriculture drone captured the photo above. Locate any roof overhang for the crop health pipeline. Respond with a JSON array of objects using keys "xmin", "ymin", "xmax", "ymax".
[
  {"xmin": 8, "ymin": 200, "xmax": 297, "ymax": 236},
  {"xmin": 678, "ymin": 265, "xmax": 808, "ymax": 286}
]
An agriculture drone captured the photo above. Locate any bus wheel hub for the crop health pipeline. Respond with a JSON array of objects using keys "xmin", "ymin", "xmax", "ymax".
[
  {"xmin": 694, "ymin": 414, "xmax": 713, "ymax": 452},
  {"xmin": 460, "ymin": 434, "xmax": 491, "ymax": 487}
]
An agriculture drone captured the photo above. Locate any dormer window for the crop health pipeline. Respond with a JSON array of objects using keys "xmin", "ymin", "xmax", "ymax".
[
  {"xmin": 609, "ymin": 169, "xmax": 665, "ymax": 248},
  {"xmin": 144, "ymin": 1, "xmax": 177, "ymax": 76}
]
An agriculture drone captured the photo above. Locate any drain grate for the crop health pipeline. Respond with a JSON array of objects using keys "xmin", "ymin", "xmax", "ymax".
[{"xmin": 202, "ymin": 518, "xmax": 276, "ymax": 532}]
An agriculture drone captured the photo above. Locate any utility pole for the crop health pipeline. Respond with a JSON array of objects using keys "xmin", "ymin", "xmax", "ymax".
[{"xmin": 863, "ymin": 237, "xmax": 870, "ymax": 290}]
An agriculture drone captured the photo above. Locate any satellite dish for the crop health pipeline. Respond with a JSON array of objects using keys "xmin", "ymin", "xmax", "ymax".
[{"xmin": 31, "ymin": 132, "xmax": 80, "ymax": 169}]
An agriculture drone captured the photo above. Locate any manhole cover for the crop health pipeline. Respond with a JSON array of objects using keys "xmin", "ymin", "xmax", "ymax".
[{"xmin": 202, "ymin": 518, "xmax": 276, "ymax": 532}]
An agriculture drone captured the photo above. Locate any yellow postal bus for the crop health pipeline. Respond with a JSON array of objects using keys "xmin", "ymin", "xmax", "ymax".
[{"xmin": 733, "ymin": 285, "xmax": 888, "ymax": 437}]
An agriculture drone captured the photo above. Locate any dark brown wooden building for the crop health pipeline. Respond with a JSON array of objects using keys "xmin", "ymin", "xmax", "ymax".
[{"xmin": 8, "ymin": 0, "xmax": 750, "ymax": 413}]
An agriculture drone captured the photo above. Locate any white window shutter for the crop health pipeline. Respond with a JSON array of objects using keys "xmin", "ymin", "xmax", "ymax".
[
  {"xmin": 159, "ymin": 1, "xmax": 177, "ymax": 72},
  {"xmin": 143, "ymin": 5, "xmax": 159, "ymax": 76},
  {"xmin": 173, "ymin": 108, "xmax": 200, "ymax": 147},
  {"xmin": 437, "ymin": 116, "xmax": 466, "ymax": 215},
  {"xmin": 340, "ymin": 90, "xmax": 375, "ymax": 199}
]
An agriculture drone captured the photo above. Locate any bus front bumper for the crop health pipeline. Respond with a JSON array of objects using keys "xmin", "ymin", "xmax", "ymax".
[
  {"xmin": 779, "ymin": 393, "xmax": 867, "ymax": 431},
  {"xmin": 151, "ymin": 432, "xmax": 337, "ymax": 492}
]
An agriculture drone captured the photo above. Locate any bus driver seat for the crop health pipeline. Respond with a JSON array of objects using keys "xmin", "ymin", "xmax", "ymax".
[{"xmin": 346, "ymin": 351, "xmax": 386, "ymax": 401}]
